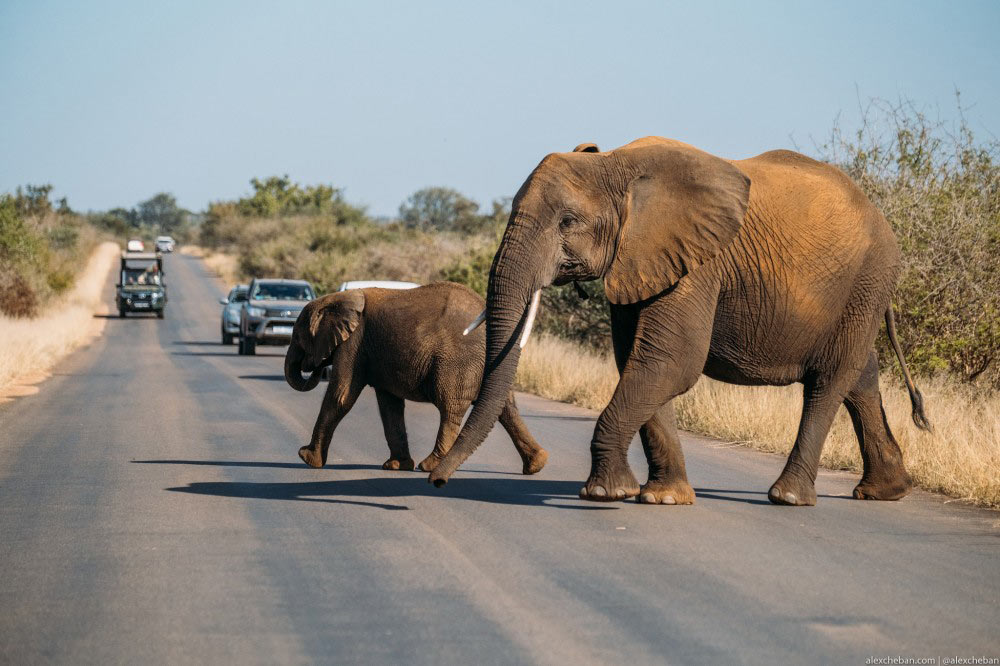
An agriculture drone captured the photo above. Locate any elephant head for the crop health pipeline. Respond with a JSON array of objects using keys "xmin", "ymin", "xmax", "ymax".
[
  {"xmin": 284, "ymin": 290, "xmax": 366, "ymax": 392},
  {"xmin": 429, "ymin": 137, "xmax": 751, "ymax": 485}
]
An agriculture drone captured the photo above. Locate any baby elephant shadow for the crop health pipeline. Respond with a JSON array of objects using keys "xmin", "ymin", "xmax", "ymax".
[{"xmin": 166, "ymin": 476, "xmax": 619, "ymax": 511}]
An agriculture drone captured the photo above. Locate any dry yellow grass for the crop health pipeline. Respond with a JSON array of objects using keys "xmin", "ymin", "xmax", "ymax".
[
  {"xmin": 516, "ymin": 333, "xmax": 1000, "ymax": 508},
  {"xmin": 179, "ymin": 245, "xmax": 240, "ymax": 285},
  {"xmin": 0, "ymin": 241, "xmax": 120, "ymax": 402}
]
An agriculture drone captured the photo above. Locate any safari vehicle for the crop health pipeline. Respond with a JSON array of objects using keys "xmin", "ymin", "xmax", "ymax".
[
  {"xmin": 116, "ymin": 251, "xmax": 167, "ymax": 318},
  {"xmin": 238, "ymin": 278, "xmax": 315, "ymax": 355}
]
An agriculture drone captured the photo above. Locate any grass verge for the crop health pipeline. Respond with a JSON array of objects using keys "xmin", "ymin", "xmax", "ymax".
[
  {"xmin": 516, "ymin": 333, "xmax": 1000, "ymax": 509},
  {"xmin": 0, "ymin": 241, "xmax": 120, "ymax": 402},
  {"xmin": 179, "ymin": 245, "xmax": 240, "ymax": 285}
]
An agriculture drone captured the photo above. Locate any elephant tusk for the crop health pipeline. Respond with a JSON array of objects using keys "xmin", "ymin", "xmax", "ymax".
[
  {"xmin": 463, "ymin": 309, "xmax": 486, "ymax": 336},
  {"xmin": 519, "ymin": 290, "xmax": 541, "ymax": 349}
]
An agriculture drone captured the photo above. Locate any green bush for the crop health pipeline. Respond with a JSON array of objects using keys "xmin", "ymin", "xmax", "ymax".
[
  {"xmin": 821, "ymin": 96, "xmax": 1000, "ymax": 385},
  {"xmin": 0, "ymin": 188, "xmax": 98, "ymax": 317}
]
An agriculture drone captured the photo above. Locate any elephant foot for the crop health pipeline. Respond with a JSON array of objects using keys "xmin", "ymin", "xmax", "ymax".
[
  {"xmin": 637, "ymin": 479, "xmax": 695, "ymax": 505},
  {"xmin": 298, "ymin": 446, "xmax": 325, "ymax": 469},
  {"xmin": 767, "ymin": 474, "xmax": 817, "ymax": 506},
  {"xmin": 417, "ymin": 454, "xmax": 443, "ymax": 473},
  {"xmin": 579, "ymin": 458, "xmax": 640, "ymax": 502},
  {"xmin": 853, "ymin": 471, "xmax": 912, "ymax": 501},
  {"xmin": 382, "ymin": 457, "xmax": 415, "ymax": 472},
  {"xmin": 522, "ymin": 448, "xmax": 548, "ymax": 475}
]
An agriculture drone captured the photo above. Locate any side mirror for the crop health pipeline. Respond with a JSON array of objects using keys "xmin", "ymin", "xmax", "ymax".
[{"xmin": 219, "ymin": 298, "xmax": 229, "ymax": 304}]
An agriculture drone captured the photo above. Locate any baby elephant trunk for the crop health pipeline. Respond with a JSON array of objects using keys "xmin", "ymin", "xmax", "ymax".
[{"xmin": 284, "ymin": 343, "xmax": 322, "ymax": 392}]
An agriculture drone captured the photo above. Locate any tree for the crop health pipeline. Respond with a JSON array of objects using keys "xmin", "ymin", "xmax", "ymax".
[
  {"xmin": 136, "ymin": 192, "xmax": 185, "ymax": 233},
  {"xmin": 399, "ymin": 187, "xmax": 482, "ymax": 232}
]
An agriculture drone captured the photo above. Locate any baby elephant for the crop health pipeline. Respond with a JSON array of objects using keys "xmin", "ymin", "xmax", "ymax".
[{"xmin": 284, "ymin": 282, "xmax": 548, "ymax": 475}]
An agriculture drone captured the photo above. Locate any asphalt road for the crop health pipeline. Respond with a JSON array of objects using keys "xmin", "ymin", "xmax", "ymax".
[{"xmin": 1, "ymin": 252, "xmax": 998, "ymax": 665}]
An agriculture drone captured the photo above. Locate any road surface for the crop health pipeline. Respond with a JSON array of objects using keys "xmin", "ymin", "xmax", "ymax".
[{"xmin": 1, "ymin": 252, "xmax": 997, "ymax": 665}]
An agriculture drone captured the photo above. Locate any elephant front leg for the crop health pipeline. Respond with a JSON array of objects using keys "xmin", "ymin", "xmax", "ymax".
[
  {"xmin": 636, "ymin": 404, "xmax": 695, "ymax": 505},
  {"xmin": 583, "ymin": 296, "xmax": 711, "ymax": 503},
  {"xmin": 299, "ymin": 378, "xmax": 365, "ymax": 468},
  {"xmin": 375, "ymin": 389, "xmax": 414, "ymax": 471},
  {"xmin": 581, "ymin": 358, "xmax": 703, "ymax": 502}
]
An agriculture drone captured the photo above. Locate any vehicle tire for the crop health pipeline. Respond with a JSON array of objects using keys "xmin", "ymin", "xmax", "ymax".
[
  {"xmin": 237, "ymin": 336, "xmax": 245, "ymax": 355},
  {"xmin": 157, "ymin": 310, "xmax": 165, "ymax": 319},
  {"xmin": 222, "ymin": 330, "xmax": 233, "ymax": 345},
  {"xmin": 119, "ymin": 308, "xmax": 126, "ymax": 318},
  {"xmin": 244, "ymin": 336, "xmax": 256, "ymax": 355}
]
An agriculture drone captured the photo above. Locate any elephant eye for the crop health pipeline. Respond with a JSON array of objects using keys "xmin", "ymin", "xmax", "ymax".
[{"xmin": 560, "ymin": 215, "xmax": 576, "ymax": 230}]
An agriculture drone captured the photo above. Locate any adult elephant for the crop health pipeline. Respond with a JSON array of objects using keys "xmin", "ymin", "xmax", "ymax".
[
  {"xmin": 285, "ymin": 282, "xmax": 548, "ymax": 475},
  {"xmin": 428, "ymin": 137, "xmax": 930, "ymax": 506}
]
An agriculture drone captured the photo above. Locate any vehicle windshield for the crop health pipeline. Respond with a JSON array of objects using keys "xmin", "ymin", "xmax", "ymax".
[
  {"xmin": 229, "ymin": 289, "xmax": 248, "ymax": 303},
  {"xmin": 252, "ymin": 283, "xmax": 314, "ymax": 301},
  {"xmin": 122, "ymin": 266, "xmax": 161, "ymax": 286}
]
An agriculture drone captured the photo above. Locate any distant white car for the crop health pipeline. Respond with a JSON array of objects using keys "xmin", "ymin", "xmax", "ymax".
[
  {"xmin": 126, "ymin": 239, "xmax": 145, "ymax": 252},
  {"xmin": 337, "ymin": 280, "xmax": 419, "ymax": 291},
  {"xmin": 155, "ymin": 236, "xmax": 175, "ymax": 253}
]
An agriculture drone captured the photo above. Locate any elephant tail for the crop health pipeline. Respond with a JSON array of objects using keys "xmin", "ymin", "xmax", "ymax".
[{"xmin": 885, "ymin": 307, "xmax": 932, "ymax": 432}]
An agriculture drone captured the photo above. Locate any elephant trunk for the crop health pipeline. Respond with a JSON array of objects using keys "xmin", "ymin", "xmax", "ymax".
[
  {"xmin": 284, "ymin": 342, "xmax": 322, "ymax": 392},
  {"xmin": 430, "ymin": 224, "xmax": 546, "ymax": 486}
]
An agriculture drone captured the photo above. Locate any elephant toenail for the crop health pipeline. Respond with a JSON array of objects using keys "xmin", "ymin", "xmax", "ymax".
[
  {"xmin": 640, "ymin": 492, "xmax": 656, "ymax": 504},
  {"xmin": 614, "ymin": 489, "xmax": 626, "ymax": 499},
  {"xmin": 769, "ymin": 487, "xmax": 781, "ymax": 501},
  {"xmin": 591, "ymin": 485, "xmax": 607, "ymax": 498},
  {"xmin": 579, "ymin": 487, "xmax": 589, "ymax": 499},
  {"xmin": 784, "ymin": 492, "xmax": 797, "ymax": 504},
  {"xmin": 661, "ymin": 495, "xmax": 676, "ymax": 505}
]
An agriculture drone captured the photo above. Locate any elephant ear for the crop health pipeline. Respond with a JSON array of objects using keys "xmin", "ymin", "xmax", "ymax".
[
  {"xmin": 308, "ymin": 290, "xmax": 365, "ymax": 361},
  {"xmin": 604, "ymin": 143, "xmax": 750, "ymax": 304},
  {"xmin": 573, "ymin": 142, "xmax": 600, "ymax": 153}
]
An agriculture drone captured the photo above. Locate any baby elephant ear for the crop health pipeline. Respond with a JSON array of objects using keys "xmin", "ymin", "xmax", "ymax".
[
  {"xmin": 573, "ymin": 142, "xmax": 600, "ymax": 153},
  {"xmin": 308, "ymin": 289, "xmax": 366, "ymax": 360},
  {"xmin": 604, "ymin": 143, "xmax": 750, "ymax": 304}
]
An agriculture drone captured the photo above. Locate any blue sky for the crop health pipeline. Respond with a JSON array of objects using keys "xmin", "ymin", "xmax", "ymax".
[{"xmin": 2, "ymin": 0, "xmax": 998, "ymax": 217}]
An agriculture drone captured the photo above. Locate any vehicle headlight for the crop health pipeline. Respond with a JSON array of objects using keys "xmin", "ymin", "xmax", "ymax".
[
  {"xmin": 246, "ymin": 306, "xmax": 265, "ymax": 317},
  {"xmin": 227, "ymin": 310, "xmax": 241, "ymax": 323}
]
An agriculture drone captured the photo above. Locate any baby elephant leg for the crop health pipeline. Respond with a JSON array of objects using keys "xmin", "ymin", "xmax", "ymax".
[
  {"xmin": 418, "ymin": 402, "xmax": 466, "ymax": 473},
  {"xmin": 375, "ymin": 389, "xmax": 414, "ymax": 471},
  {"xmin": 498, "ymin": 392, "xmax": 548, "ymax": 475},
  {"xmin": 299, "ymin": 378, "xmax": 364, "ymax": 468}
]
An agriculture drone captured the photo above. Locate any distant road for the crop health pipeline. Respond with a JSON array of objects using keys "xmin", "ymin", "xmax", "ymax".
[{"xmin": 1, "ymin": 252, "xmax": 997, "ymax": 664}]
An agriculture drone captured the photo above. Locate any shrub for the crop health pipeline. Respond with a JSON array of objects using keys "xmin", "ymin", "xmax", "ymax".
[
  {"xmin": 0, "ymin": 189, "xmax": 98, "ymax": 317},
  {"xmin": 821, "ymin": 95, "xmax": 1000, "ymax": 385}
]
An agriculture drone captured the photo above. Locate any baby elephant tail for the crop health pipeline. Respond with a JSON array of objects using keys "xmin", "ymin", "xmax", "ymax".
[{"xmin": 885, "ymin": 307, "xmax": 932, "ymax": 432}]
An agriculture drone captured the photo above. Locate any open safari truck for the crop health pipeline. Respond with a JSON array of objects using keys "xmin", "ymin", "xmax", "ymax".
[{"xmin": 116, "ymin": 250, "xmax": 167, "ymax": 318}]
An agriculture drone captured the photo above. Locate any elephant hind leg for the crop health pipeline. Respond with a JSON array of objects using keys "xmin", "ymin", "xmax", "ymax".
[
  {"xmin": 768, "ymin": 353, "xmax": 880, "ymax": 506},
  {"xmin": 497, "ymin": 392, "xmax": 548, "ymax": 475},
  {"xmin": 417, "ymin": 402, "xmax": 466, "ymax": 473},
  {"xmin": 845, "ymin": 352, "xmax": 913, "ymax": 501},
  {"xmin": 375, "ymin": 389, "xmax": 414, "ymax": 471}
]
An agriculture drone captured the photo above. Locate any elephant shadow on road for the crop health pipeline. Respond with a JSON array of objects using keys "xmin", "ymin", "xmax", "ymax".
[{"xmin": 163, "ymin": 472, "xmax": 618, "ymax": 512}]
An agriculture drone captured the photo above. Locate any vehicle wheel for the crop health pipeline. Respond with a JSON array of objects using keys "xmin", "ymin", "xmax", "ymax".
[
  {"xmin": 119, "ymin": 308, "xmax": 126, "ymax": 318},
  {"xmin": 157, "ymin": 310, "xmax": 165, "ymax": 319},
  {"xmin": 237, "ymin": 336, "xmax": 245, "ymax": 355},
  {"xmin": 222, "ymin": 331, "xmax": 233, "ymax": 345},
  {"xmin": 244, "ymin": 336, "xmax": 256, "ymax": 355}
]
